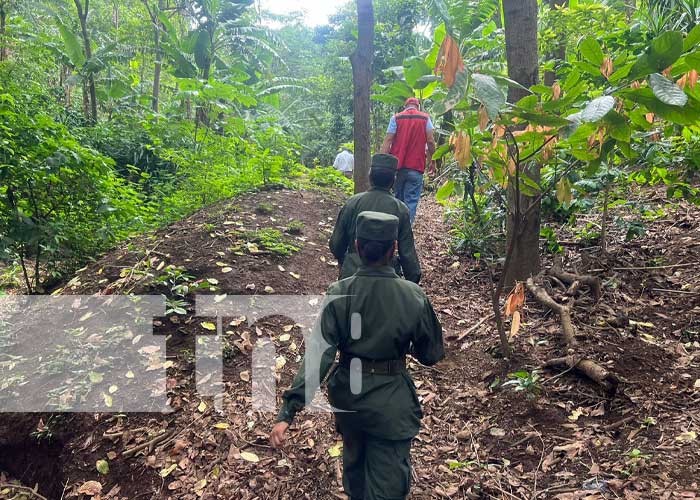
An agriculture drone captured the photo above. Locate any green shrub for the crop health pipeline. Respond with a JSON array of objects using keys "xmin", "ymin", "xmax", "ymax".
[
  {"xmin": 0, "ymin": 88, "xmax": 145, "ymax": 292},
  {"xmin": 306, "ymin": 166, "xmax": 353, "ymax": 195}
]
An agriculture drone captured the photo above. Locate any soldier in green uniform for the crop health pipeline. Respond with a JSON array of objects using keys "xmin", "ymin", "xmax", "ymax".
[
  {"xmin": 329, "ymin": 153, "xmax": 421, "ymax": 284},
  {"xmin": 270, "ymin": 211, "xmax": 444, "ymax": 500}
]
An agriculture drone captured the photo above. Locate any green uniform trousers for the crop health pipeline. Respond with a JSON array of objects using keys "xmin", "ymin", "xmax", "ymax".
[{"xmin": 339, "ymin": 423, "xmax": 413, "ymax": 500}]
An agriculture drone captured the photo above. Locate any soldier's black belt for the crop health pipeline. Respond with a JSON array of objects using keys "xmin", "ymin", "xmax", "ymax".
[{"xmin": 338, "ymin": 353, "xmax": 406, "ymax": 375}]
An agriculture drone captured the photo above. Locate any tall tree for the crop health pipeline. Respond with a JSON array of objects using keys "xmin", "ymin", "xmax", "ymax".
[
  {"xmin": 73, "ymin": 0, "xmax": 97, "ymax": 124},
  {"xmin": 503, "ymin": 0, "xmax": 540, "ymax": 284},
  {"xmin": 350, "ymin": 0, "xmax": 374, "ymax": 194}
]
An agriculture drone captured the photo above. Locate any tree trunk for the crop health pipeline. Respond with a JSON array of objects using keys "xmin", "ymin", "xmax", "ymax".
[
  {"xmin": 152, "ymin": 10, "xmax": 162, "ymax": 114},
  {"xmin": 143, "ymin": 0, "xmax": 164, "ymax": 114},
  {"xmin": 74, "ymin": 0, "xmax": 97, "ymax": 124},
  {"xmin": 503, "ymin": 0, "xmax": 540, "ymax": 285},
  {"xmin": 544, "ymin": 0, "xmax": 567, "ymax": 86},
  {"xmin": 349, "ymin": 0, "xmax": 374, "ymax": 194},
  {"xmin": 0, "ymin": 2, "xmax": 7, "ymax": 62}
]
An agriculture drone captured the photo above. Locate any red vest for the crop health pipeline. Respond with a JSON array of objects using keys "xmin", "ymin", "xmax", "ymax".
[{"xmin": 389, "ymin": 108, "xmax": 430, "ymax": 173}]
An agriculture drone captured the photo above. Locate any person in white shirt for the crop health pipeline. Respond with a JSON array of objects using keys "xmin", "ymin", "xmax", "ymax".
[{"xmin": 333, "ymin": 148, "xmax": 354, "ymax": 179}]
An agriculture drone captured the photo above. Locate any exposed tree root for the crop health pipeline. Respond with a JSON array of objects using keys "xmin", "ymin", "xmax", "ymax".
[
  {"xmin": 526, "ymin": 275, "xmax": 619, "ymax": 397},
  {"xmin": 525, "ymin": 277, "xmax": 577, "ymax": 346},
  {"xmin": 543, "ymin": 355, "xmax": 619, "ymax": 396},
  {"xmin": 548, "ymin": 256, "xmax": 602, "ymax": 301},
  {"xmin": 122, "ymin": 429, "xmax": 174, "ymax": 458}
]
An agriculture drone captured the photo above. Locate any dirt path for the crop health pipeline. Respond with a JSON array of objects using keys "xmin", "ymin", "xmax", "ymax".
[{"xmin": 1, "ymin": 188, "xmax": 699, "ymax": 499}]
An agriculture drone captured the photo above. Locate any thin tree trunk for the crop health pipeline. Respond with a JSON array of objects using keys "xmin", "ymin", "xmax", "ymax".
[
  {"xmin": 350, "ymin": 0, "xmax": 374, "ymax": 194},
  {"xmin": 503, "ymin": 0, "xmax": 540, "ymax": 285},
  {"xmin": 74, "ymin": 0, "xmax": 97, "ymax": 124},
  {"xmin": 601, "ymin": 184, "xmax": 609, "ymax": 253},
  {"xmin": 544, "ymin": 0, "xmax": 567, "ymax": 86},
  {"xmin": 143, "ymin": 0, "xmax": 164, "ymax": 114},
  {"xmin": 0, "ymin": 2, "xmax": 7, "ymax": 62},
  {"xmin": 152, "ymin": 27, "xmax": 162, "ymax": 114}
]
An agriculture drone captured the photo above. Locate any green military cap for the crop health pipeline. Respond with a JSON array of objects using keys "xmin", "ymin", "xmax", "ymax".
[
  {"xmin": 371, "ymin": 153, "xmax": 398, "ymax": 171},
  {"xmin": 356, "ymin": 211, "xmax": 399, "ymax": 241}
]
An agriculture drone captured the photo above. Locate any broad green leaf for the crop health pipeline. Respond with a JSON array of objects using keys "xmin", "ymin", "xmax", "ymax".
[
  {"xmin": 403, "ymin": 57, "xmax": 432, "ymax": 88},
  {"xmin": 425, "ymin": 23, "xmax": 447, "ymax": 68},
  {"xmin": 580, "ymin": 96, "xmax": 615, "ymax": 122},
  {"xmin": 472, "ymin": 73, "xmax": 505, "ymax": 120},
  {"xmin": 619, "ymin": 88, "xmax": 700, "ymax": 125},
  {"xmin": 648, "ymin": 31, "xmax": 684, "ymax": 72},
  {"xmin": 516, "ymin": 95, "xmax": 539, "ymax": 111},
  {"xmin": 579, "ymin": 37, "xmax": 605, "ymax": 66},
  {"xmin": 685, "ymin": 25, "xmax": 700, "ymax": 52},
  {"xmin": 649, "ymin": 73, "xmax": 688, "ymax": 106},
  {"xmin": 608, "ymin": 62, "xmax": 634, "ymax": 83},
  {"xmin": 163, "ymin": 43, "xmax": 197, "ymax": 78},
  {"xmin": 56, "ymin": 20, "xmax": 86, "ymax": 68},
  {"xmin": 414, "ymin": 75, "xmax": 441, "ymax": 90},
  {"xmin": 432, "ymin": 68, "xmax": 468, "ymax": 115},
  {"xmin": 490, "ymin": 74, "xmax": 530, "ymax": 92},
  {"xmin": 194, "ymin": 29, "xmax": 212, "ymax": 71},
  {"xmin": 432, "ymin": 143, "xmax": 451, "ymax": 160},
  {"xmin": 520, "ymin": 174, "xmax": 541, "ymax": 195},
  {"xmin": 628, "ymin": 54, "xmax": 655, "ymax": 81},
  {"xmin": 573, "ymin": 60, "xmax": 602, "ymax": 77},
  {"xmin": 686, "ymin": 51, "xmax": 700, "ymax": 71},
  {"xmin": 604, "ymin": 111, "xmax": 631, "ymax": 142},
  {"xmin": 436, "ymin": 180, "xmax": 455, "ymax": 201}
]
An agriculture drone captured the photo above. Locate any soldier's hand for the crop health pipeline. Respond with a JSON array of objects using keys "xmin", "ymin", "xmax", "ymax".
[{"xmin": 270, "ymin": 421, "xmax": 290, "ymax": 448}]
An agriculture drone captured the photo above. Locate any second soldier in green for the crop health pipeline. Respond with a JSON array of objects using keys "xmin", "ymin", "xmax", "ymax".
[
  {"xmin": 330, "ymin": 153, "xmax": 421, "ymax": 284},
  {"xmin": 270, "ymin": 211, "xmax": 444, "ymax": 500}
]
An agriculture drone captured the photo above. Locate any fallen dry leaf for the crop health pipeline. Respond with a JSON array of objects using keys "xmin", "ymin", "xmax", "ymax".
[{"xmin": 77, "ymin": 481, "xmax": 103, "ymax": 496}]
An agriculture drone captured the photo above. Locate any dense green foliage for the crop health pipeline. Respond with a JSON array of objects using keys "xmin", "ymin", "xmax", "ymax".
[
  {"xmin": 3, "ymin": 0, "xmax": 700, "ymax": 290},
  {"xmin": 0, "ymin": 0, "xmax": 358, "ymax": 291},
  {"xmin": 386, "ymin": 0, "xmax": 700, "ymax": 257}
]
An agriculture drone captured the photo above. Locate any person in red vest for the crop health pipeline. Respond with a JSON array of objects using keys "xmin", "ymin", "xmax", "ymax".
[{"xmin": 380, "ymin": 97, "xmax": 436, "ymax": 224}]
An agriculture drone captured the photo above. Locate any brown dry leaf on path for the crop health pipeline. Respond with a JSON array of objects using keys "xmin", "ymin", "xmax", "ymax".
[{"xmin": 77, "ymin": 481, "xmax": 103, "ymax": 496}]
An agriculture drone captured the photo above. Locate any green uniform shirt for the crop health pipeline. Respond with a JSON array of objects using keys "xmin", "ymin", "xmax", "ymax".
[
  {"xmin": 277, "ymin": 265, "xmax": 444, "ymax": 440},
  {"xmin": 329, "ymin": 188, "xmax": 422, "ymax": 284}
]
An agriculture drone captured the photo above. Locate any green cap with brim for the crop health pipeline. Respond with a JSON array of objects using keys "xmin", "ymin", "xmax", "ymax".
[
  {"xmin": 370, "ymin": 153, "xmax": 398, "ymax": 171},
  {"xmin": 356, "ymin": 211, "xmax": 399, "ymax": 241}
]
